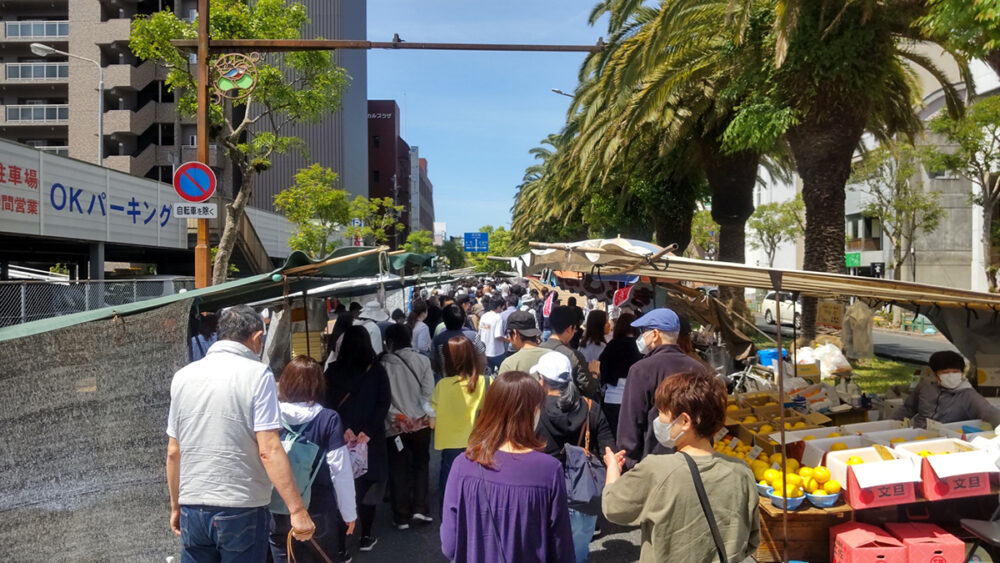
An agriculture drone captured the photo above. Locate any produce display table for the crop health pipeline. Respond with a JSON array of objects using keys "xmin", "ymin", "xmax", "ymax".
[{"xmin": 754, "ymin": 487, "xmax": 1000, "ymax": 562}]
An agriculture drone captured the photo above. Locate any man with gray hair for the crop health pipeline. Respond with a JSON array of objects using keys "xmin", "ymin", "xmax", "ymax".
[
  {"xmin": 167, "ymin": 305, "xmax": 315, "ymax": 562},
  {"xmin": 617, "ymin": 308, "xmax": 712, "ymax": 469}
]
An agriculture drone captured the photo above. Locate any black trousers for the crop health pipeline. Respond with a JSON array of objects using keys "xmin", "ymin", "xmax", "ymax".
[{"xmin": 385, "ymin": 427, "xmax": 432, "ymax": 524}]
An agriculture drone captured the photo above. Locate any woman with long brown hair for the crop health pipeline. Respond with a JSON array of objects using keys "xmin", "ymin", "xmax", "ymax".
[
  {"xmin": 430, "ymin": 336, "xmax": 488, "ymax": 507},
  {"xmin": 440, "ymin": 370, "xmax": 574, "ymax": 563}
]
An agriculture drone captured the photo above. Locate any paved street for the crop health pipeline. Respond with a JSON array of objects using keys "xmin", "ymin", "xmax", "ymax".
[
  {"xmin": 754, "ymin": 316, "xmax": 958, "ymax": 365},
  {"xmin": 342, "ymin": 451, "xmax": 641, "ymax": 562}
]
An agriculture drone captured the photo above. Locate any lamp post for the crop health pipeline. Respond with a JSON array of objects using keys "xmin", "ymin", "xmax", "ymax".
[
  {"xmin": 551, "ymin": 88, "xmax": 573, "ymax": 98},
  {"xmin": 31, "ymin": 42, "xmax": 103, "ymax": 166}
]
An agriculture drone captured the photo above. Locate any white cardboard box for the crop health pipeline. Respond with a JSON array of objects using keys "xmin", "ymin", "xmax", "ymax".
[
  {"xmin": 895, "ymin": 438, "xmax": 999, "ymax": 478},
  {"xmin": 840, "ymin": 420, "xmax": 905, "ymax": 435},
  {"xmin": 801, "ymin": 435, "xmax": 869, "ymax": 468},
  {"xmin": 927, "ymin": 419, "xmax": 993, "ymax": 440},
  {"xmin": 767, "ymin": 426, "xmax": 844, "ymax": 445},
  {"xmin": 860, "ymin": 428, "xmax": 939, "ymax": 447},
  {"xmin": 826, "ymin": 447, "xmax": 920, "ymax": 491}
]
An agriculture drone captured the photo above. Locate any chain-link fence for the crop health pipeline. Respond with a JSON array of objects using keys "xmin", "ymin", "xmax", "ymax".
[{"xmin": 0, "ymin": 278, "xmax": 196, "ymax": 327}]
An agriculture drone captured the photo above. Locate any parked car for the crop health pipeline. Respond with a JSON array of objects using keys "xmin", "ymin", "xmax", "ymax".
[{"xmin": 761, "ymin": 291, "xmax": 801, "ymax": 329}]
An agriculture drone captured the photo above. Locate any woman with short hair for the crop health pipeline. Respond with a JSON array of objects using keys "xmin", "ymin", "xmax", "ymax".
[
  {"xmin": 440, "ymin": 371, "xmax": 574, "ymax": 563},
  {"xmin": 603, "ymin": 372, "xmax": 760, "ymax": 563},
  {"xmin": 268, "ymin": 356, "xmax": 357, "ymax": 563}
]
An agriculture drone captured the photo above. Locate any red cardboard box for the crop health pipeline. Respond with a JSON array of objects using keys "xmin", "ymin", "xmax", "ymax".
[
  {"xmin": 831, "ymin": 522, "xmax": 906, "ymax": 563},
  {"xmin": 885, "ymin": 523, "xmax": 964, "ymax": 563},
  {"xmin": 827, "ymin": 448, "xmax": 920, "ymax": 510}
]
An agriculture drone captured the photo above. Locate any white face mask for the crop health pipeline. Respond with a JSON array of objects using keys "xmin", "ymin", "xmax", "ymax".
[
  {"xmin": 636, "ymin": 331, "xmax": 651, "ymax": 355},
  {"xmin": 938, "ymin": 371, "xmax": 965, "ymax": 390},
  {"xmin": 653, "ymin": 416, "xmax": 684, "ymax": 449}
]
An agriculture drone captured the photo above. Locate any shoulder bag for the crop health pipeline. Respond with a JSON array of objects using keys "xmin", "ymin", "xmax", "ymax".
[
  {"xmin": 681, "ymin": 452, "xmax": 755, "ymax": 563},
  {"xmin": 562, "ymin": 398, "xmax": 606, "ymax": 514}
]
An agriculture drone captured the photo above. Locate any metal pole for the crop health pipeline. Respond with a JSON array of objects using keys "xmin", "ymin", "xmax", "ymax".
[
  {"xmin": 170, "ymin": 38, "xmax": 604, "ymax": 53},
  {"xmin": 194, "ymin": 0, "xmax": 212, "ymax": 288},
  {"xmin": 768, "ymin": 271, "xmax": 789, "ymax": 563},
  {"xmin": 97, "ymin": 64, "xmax": 104, "ymax": 166}
]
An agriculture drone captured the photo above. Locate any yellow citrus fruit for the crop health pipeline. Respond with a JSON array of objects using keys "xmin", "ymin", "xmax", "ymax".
[
  {"xmin": 763, "ymin": 469, "xmax": 780, "ymax": 482},
  {"xmin": 827, "ymin": 432, "xmax": 841, "ymax": 438},
  {"xmin": 918, "ymin": 450, "xmax": 933, "ymax": 457},
  {"xmin": 823, "ymin": 480, "xmax": 842, "ymax": 495},
  {"xmin": 765, "ymin": 401, "xmax": 779, "ymax": 407},
  {"xmin": 813, "ymin": 467, "xmax": 831, "ymax": 484},
  {"xmin": 915, "ymin": 436, "xmax": 928, "ymax": 440},
  {"xmin": 804, "ymin": 478, "xmax": 820, "ymax": 494},
  {"xmin": 785, "ymin": 484, "xmax": 804, "ymax": 498},
  {"xmin": 784, "ymin": 422, "xmax": 794, "ymax": 430},
  {"xmin": 798, "ymin": 467, "xmax": 814, "ymax": 480},
  {"xmin": 794, "ymin": 422, "xmax": 807, "ymax": 429},
  {"xmin": 784, "ymin": 473, "xmax": 803, "ymax": 488},
  {"xmin": 759, "ymin": 479, "xmax": 770, "ymax": 487},
  {"xmin": 889, "ymin": 437, "xmax": 906, "ymax": 444},
  {"xmin": 758, "ymin": 424, "xmax": 775, "ymax": 435},
  {"xmin": 846, "ymin": 456, "xmax": 864, "ymax": 466},
  {"xmin": 784, "ymin": 459, "xmax": 800, "ymax": 473},
  {"xmin": 802, "ymin": 435, "xmax": 816, "ymax": 441},
  {"xmin": 830, "ymin": 442, "xmax": 848, "ymax": 451},
  {"xmin": 743, "ymin": 415, "xmax": 758, "ymax": 424},
  {"xmin": 769, "ymin": 453, "xmax": 783, "ymax": 465},
  {"xmin": 726, "ymin": 404, "xmax": 740, "ymax": 412}
]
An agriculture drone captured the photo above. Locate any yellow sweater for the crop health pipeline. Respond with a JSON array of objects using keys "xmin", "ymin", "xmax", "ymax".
[{"xmin": 431, "ymin": 375, "xmax": 487, "ymax": 450}]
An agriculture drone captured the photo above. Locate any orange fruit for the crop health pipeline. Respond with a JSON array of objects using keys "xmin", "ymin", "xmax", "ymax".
[
  {"xmin": 823, "ymin": 480, "xmax": 842, "ymax": 495},
  {"xmin": 813, "ymin": 467, "xmax": 831, "ymax": 484}
]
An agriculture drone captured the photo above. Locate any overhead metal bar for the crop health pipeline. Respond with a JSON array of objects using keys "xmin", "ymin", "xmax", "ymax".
[{"xmin": 171, "ymin": 38, "xmax": 605, "ymax": 53}]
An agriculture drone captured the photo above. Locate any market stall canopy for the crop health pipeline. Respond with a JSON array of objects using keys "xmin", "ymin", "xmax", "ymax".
[
  {"xmin": 525, "ymin": 240, "xmax": 1000, "ymax": 311},
  {"xmin": 0, "ymin": 246, "xmax": 417, "ymax": 342}
]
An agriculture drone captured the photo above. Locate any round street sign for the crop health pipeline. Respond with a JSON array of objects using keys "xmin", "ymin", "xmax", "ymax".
[{"xmin": 173, "ymin": 161, "xmax": 217, "ymax": 203}]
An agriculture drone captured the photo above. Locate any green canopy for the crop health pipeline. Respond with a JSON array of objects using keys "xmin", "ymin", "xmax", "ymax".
[{"xmin": 0, "ymin": 246, "xmax": 389, "ymax": 342}]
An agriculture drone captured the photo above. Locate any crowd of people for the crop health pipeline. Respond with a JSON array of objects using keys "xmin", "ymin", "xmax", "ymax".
[{"xmin": 170, "ymin": 281, "xmax": 763, "ymax": 563}]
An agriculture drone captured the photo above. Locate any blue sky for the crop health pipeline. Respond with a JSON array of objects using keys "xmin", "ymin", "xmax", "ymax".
[{"xmin": 366, "ymin": 2, "xmax": 606, "ymax": 238}]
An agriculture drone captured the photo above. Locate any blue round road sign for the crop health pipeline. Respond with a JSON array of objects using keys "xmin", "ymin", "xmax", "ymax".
[{"xmin": 173, "ymin": 162, "xmax": 217, "ymax": 203}]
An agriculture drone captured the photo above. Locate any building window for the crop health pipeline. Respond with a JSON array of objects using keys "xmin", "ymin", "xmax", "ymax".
[
  {"xmin": 373, "ymin": 170, "xmax": 380, "ymax": 182},
  {"xmin": 373, "ymin": 135, "xmax": 380, "ymax": 149}
]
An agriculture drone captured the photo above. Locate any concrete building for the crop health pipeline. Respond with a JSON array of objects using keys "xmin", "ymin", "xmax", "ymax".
[
  {"xmin": 0, "ymin": 0, "xmax": 367, "ymax": 276},
  {"xmin": 408, "ymin": 146, "xmax": 435, "ymax": 233}
]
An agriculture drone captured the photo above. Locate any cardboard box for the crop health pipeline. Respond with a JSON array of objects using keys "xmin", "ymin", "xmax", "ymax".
[
  {"xmin": 884, "ymin": 523, "xmax": 965, "ymax": 563},
  {"xmin": 861, "ymin": 428, "xmax": 939, "ymax": 448},
  {"xmin": 830, "ymin": 522, "xmax": 906, "ymax": 563},
  {"xmin": 840, "ymin": 420, "xmax": 905, "ymax": 435},
  {"xmin": 724, "ymin": 406, "xmax": 754, "ymax": 429},
  {"xmin": 827, "ymin": 447, "xmax": 920, "ymax": 509},
  {"xmin": 927, "ymin": 418, "xmax": 994, "ymax": 441},
  {"xmin": 895, "ymin": 438, "xmax": 996, "ymax": 501},
  {"xmin": 801, "ymin": 434, "xmax": 868, "ymax": 467}
]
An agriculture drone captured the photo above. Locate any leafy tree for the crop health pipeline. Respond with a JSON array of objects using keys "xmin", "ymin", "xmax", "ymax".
[
  {"xmin": 748, "ymin": 198, "xmax": 803, "ymax": 267},
  {"xmin": 436, "ymin": 238, "xmax": 467, "ymax": 269},
  {"xmin": 345, "ymin": 196, "xmax": 404, "ymax": 247},
  {"xmin": 848, "ymin": 143, "xmax": 943, "ymax": 281},
  {"xmin": 925, "ymin": 96, "xmax": 1000, "ymax": 290},
  {"xmin": 272, "ymin": 164, "xmax": 350, "ymax": 258},
  {"xmin": 922, "ymin": 0, "xmax": 1000, "ymax": 77},
  {"xmin": 403, "ymin": 230, "xmax": 435, "ymax": 254},
  {"xmin": 130, "ymin": 0, "xmax": 347, "ymax": 284}
]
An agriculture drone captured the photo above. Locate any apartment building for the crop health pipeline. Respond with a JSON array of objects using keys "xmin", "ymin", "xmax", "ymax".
[{"xmin": 0, "ymin": 0, "xmax": 368, "ymax": 275}]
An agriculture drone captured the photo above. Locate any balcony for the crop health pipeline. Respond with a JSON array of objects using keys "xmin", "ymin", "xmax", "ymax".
[
  {"xmin": 37, "ymin": 146, "xmax": 69, "ymax": 157},
  {"xmin": 846, "ymin": 238, "xmax": 882, "ymax": 252},
  {"xmin": 3, "ymin": 104, "xmax": 69, "ymax": 124},
  {"xmin": 104, "ymin": 61, "xmax": 162, "ymax": 91},
  {"xmin": 95, "ymin": 19, "xmax": 131, "ymax": 42},
  {"xmin": 103, "ymin": 102, "xmax": 176, "ymax": 135},
  {"xmin": 2, "ymin": 62, "xmax": 69, "ymax": 83},
  {"xmin": 3, "ymin": 21, "xmax": 69, "ymax": 41}
]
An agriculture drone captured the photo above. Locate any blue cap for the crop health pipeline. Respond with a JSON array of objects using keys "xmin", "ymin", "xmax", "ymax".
[{"xmin": 631, "ymin": 308, "xmax": 680, "ymax": 333}]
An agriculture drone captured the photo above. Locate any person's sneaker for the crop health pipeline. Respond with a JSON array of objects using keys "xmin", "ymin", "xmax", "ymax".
[
  {"xmin": 359, "ymin": 536, "xmax": 378, "ymax": 552},
  {"xmin": 337, "ymin": 550, "xmax": 353, "ymax": 563},
  {"xmin": 393, "ymin": 521, "xmax": 410, "ymax": 530},
  {"xmin": 412, "ymin": 513, "xmax": 434, "ymax": 523}
]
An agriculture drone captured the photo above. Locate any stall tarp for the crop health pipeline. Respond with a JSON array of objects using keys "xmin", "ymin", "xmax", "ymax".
[
  {"xmin": 0, "ymin": 299, "xmax": 192, "ymax": 561},
  {"xmin": 0, "ymin": 246, "xmax": 388, "ymax": 343}
]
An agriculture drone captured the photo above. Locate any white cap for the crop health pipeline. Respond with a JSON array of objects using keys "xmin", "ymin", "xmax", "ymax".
[
  {"xmin": 359, "ymin": 300, "xmax": 388, "ymax": 322},
  {"xmin": 530, "ymin": 351, "xmax": 572, "ymax": 385}
]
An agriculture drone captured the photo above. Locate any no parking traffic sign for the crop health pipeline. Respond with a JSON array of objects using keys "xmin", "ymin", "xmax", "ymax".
[{"xmin": 173, "ymin": 161, "xmax": 217, "ymax": 203}]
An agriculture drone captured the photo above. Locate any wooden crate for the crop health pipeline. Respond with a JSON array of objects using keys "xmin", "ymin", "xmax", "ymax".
[{"xmin": 756, "ymin": 502, "xmax": 854, "ymax": 563}]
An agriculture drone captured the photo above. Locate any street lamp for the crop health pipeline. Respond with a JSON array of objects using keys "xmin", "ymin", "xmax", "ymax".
[
  {"xmin": 551, "ymin": 88, "xmax": 574, "ymax": 98},
  {"xmin": 31, "ymin": 42, "xmax": 104, "ymax": 166}
]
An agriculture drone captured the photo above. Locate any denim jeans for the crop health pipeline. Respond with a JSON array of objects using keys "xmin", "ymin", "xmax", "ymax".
[
  {"xmin": 181, "ymin": 505, "xmax": 270, "ymax": 563},
  {"xmin": 568, "ymin": 508, "xmax": 598, "ymax": 563},
  {"xmin": 438, "ymin": 448, "xmax": 465, "ymax": 512}
]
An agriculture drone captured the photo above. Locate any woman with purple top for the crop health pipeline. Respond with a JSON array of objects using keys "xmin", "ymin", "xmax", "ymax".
[{"xmin": 440, "ymin": 370, "xmax": 575, "ymax": 563}]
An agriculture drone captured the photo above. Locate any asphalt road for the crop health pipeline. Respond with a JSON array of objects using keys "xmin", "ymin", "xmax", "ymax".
[
  {"xmin": 341, "ymin": 451, "xmax": 642, "ymax": 563},
  {"xmin": 754, "ymin": 316, "xmax": 958, "ymax": 365}
]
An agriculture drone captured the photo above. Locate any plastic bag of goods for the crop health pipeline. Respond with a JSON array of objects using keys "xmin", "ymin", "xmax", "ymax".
[{"xmin": 813, "ymin": 343, "xmax": 852, "ymax": 380}]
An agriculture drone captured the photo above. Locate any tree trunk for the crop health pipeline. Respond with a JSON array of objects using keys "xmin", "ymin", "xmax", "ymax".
[
  {"xmin": 787, "ymin": 111, "xmax": 866, "ymax": 341},
  {"xmin": 212, "ymin": 164, "xmax": 254, "ymax": 285},
  {"xmin": 982, "ymin": 202, "xmax": 996, "ymax": 292},
  {"xmin": 700, "ymin": 146, "xmax": 759, "ymax": 329},
  {"xmin": 652, "ymin": 202, "xmax": 694, "ymax": 251},
  {"xmin": 985, "ymin": 50, "xmax": 1000, "ymax": 80}
]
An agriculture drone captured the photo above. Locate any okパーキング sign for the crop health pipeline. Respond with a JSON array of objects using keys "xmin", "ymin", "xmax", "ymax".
[{"xmin": 173, "ymin": 162, "xmax": 217, "ymax": 203}]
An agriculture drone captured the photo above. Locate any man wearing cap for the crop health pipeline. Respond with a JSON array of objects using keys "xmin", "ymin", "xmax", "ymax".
[
  {"xmin": 498, "ymin": 310, "xmax": 550, "ymax": 374},
  {"xmin": 358, "ymin": 300, "xmax": 387, "ymax": 354},
  {"xmin": 540, "ymin": 306, "xmax": 601, "ymax": 401},
  {"xmin": 618, "ymin": 307, "xmax": 712, "ymax": 469}
]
